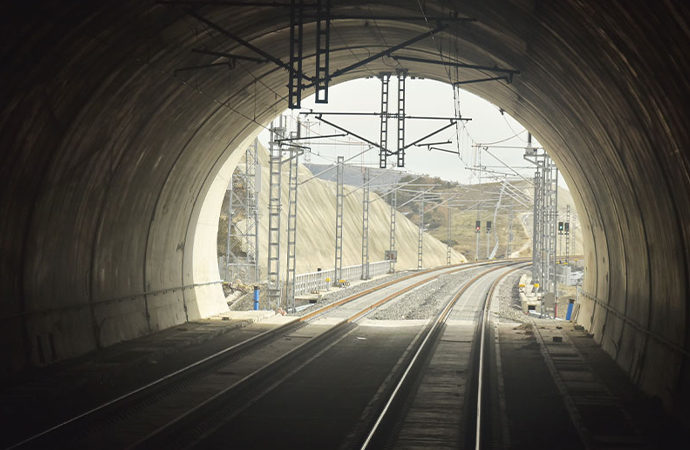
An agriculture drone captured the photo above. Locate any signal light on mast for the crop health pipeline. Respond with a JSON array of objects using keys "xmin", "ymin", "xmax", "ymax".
[{"xmin": 475, "ymin": 220, "xmax": 481, "ymax": 233}]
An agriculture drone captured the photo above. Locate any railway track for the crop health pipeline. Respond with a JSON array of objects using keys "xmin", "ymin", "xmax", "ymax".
[
  {"xmin": 131, "ymin": 263, "xmax": 523, "ymax": 449},
  {"xmin": 359, "ymin": 263, "xmax": 527, "ymax": 449},
  {"xmin": 8, "ymin": 261, "xmax": 507, "ymax": 449}
]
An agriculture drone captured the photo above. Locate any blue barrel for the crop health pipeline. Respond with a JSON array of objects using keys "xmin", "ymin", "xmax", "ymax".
[
  {"xmin": 253, "ymin": 286, "xmax": 260, "ymax": 310},
  {"xmin": 565, "ymin": 300, "xmax": 574, "ymax": 320}
]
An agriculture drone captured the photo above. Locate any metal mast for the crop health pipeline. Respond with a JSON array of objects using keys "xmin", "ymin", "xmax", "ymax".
[
  {"xmin": 544, "ymin": 158, "xmax": 558, "ymax": 294},
  {"xmin": 314, "ymin": 0, "xmax": 331, "ymax": 103},
  {"xmin": 446, "ymin": 207, "xmax": 452, "ymax": 265},
  {"xmin": 388, "ymin": 187, "xmax": 397, "ymax": 273},
  {"xmin": 417, "ymin": 195, "xmax": 424, "ymax": 270},
  {"xmin": 532, "ymin": 169, "xmax": 542, "ymax": 283},
  {"xmin": 267, "ymin": 118, "xmax": 285, "ymax": 308},
  {"xmin": 378, "ymin": 73, "xmax": 391, "ymax": 168},
  {"xmin": 361, "ymin": 167, "xmax": 370, "ymax": 280},
  {"xmin": 475, "ymin": 211, "xmax": 481, "ymax": 261},
  {"xmin": 565, "ymin": 204, "xmax": 571, "ymax": 267},
  {"xmin": 525, "ymin": 138, "xmax": 558, "ymax": 295},
  {"xmin": 396, "ymin": 70, "xmax": 407, "ymax": 167},
  {"xmin": 248, "ymin": 139, "xmax": 260, "ymax": 282},
  {"xmin": 285, "ymin": 141, "xmax": 300, "ymax": 312},
  {"xmin": 225, "ymin": 175, "xmax": 234, "ymax": 281},
  {"xmin": 506, "ymin": 208, "xmax": 514, "ymax": 259},
  {"xmin": 224, "ymin": 139, "xmax": 260, "ymax": 283},
  {"xmin": 475, "ymin": 148, "xmax": 481, "ymax": 261},
  {"xmin": 334, "ymin": 155, "xmax": 344, "ymax": 284},
  {"xmin": 288, "ymin": 0, "xmax": 304, "ymax": 109},
  {"xmin": 486, "ymin": 220, "xmax": 491, "ymax": 259}
]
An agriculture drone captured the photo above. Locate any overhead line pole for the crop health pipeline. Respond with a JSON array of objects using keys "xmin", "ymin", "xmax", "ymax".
[
  {"xmin": 388, "ymin": 186, "xmax": 397, "ymax": 273},
  {"xmin": 267, "ymin": 118, "xmax": 286, "ymax": 309},
  {"xmin": 334, "ymin": 156, "xmax": 344, "ymax": 285},
  {"xmin": 447, "ymin": 207, "xmax": 452, "ymax": 265},
  {"xmin": 396, "ymin": 69, "xmax": 407, "ymax": 167},
  {"xmin": 361, "ymin": 168, "xmax": 370, "ymax": 280},
  {"xmin": 379, "ymin": 73, "xmax": 391, "ymax": 168},
  {"xmin": 417, "ymin": 194, "xmax": 425, "ymax": 269}
]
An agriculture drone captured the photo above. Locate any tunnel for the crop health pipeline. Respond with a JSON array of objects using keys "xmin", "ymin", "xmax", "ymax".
[{"xmin": 1, "ymin": 0, "xmax": 688, "ymax": 426}]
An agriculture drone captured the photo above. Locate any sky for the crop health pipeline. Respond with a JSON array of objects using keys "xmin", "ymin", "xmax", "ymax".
[{"xmin": 257, "ymin": 77, "xmax": 566, "ymax": 189}]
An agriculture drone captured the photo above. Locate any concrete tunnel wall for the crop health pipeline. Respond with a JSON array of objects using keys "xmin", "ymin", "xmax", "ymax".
[{"xmin": 0, "ymin": 0, "xmax": 688, "ymax": 421}]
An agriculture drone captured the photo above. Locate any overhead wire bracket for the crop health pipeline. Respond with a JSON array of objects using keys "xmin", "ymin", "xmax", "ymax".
[
  {"xmin": 305, "ymin": 23, "xmax": 448, "ymax": 88},
  {"xmin": 379, "ymin": 73, "xmax": 391, "ymax": 168}
]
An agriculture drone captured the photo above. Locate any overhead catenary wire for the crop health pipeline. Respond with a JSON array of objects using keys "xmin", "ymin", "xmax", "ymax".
[{"xmin": 298, "ymin": 146, "xmax": 376, "ymax": 185}]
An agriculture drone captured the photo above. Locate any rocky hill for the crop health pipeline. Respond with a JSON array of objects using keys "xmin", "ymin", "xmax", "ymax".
[{"xmin": 218, "ymin": 144, "xmax": 466, "ymax": 282}]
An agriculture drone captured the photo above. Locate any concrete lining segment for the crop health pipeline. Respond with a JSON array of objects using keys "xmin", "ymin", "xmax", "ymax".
[{"xmin": 0, "ymin": 0, "xmax": 688, "ymax": 423}]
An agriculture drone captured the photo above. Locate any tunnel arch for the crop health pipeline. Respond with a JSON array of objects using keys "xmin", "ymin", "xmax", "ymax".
[{"xmin": 1, "ymin": 0, "xmax": 688, "ymax": 420}]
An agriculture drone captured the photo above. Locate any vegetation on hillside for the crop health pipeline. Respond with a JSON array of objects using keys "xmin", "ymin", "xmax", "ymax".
[{"xmin": 389, "ymin": 175, "xmax": 531, "ymax": 259}]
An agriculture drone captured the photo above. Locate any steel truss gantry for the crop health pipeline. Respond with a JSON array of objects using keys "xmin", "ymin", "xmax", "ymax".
[{"xmin": 225, "ymin": 139, "xmax": 260, "ymax": 283}]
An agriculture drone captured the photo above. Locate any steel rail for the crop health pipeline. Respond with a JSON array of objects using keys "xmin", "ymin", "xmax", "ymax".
[
  {"xmin": 9, "ymin": 260, "xmax": 502, "ymax": 449},
  {"xmin": 130, "ymin": 262, "xmax": 507, "ymax": 449},
  {"xmin": 360, "ymin": 262, "xmax": 528, "ymax": 449},
  {"xmin": 474, "ymin": 264, "xmax": 528, "ymax": 449},
  {"xmin": 360, "ymin": 263, "xmax": 522, "ymax": 449}
]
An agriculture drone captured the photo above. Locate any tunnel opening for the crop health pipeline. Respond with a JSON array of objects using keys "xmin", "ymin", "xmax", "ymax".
[
  {"xmin": 211, "ymin": 77, "xmax": 584, "ymax": 316},
  {"xmin": 1, "ymin": 0, "xmax": 688, "ymax": 425}
]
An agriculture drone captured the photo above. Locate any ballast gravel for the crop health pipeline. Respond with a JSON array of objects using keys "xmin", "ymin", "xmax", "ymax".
[
  {"xmin": 291, "ymin": 270, "xmax": 411, "ymax": 317},
  {"xmin": 496, "ymin": 269, "xmax": 530, "ymax": 323},
  {"xmin": 369, "ymin": 267, "xmax": 486, "ymax": 320}
]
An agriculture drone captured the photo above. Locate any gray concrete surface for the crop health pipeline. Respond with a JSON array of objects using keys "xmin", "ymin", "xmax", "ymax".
[{"xmin": 0, "ymin": 0, "xmax": 688, "ymax": 427}]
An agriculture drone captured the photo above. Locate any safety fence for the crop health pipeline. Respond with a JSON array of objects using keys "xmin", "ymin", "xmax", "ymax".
[{"xmin": 293, "ymin": 260, "xmax": 392, "ymax": 296}]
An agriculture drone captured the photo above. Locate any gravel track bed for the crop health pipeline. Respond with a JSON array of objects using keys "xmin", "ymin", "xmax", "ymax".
[
  {"xmin": 369, "ymin": 267, "xmax": 485, "ymax": 320},
  {"xmin": 497, "ymin": 269, "xmax": 530, "ymax": 323}
]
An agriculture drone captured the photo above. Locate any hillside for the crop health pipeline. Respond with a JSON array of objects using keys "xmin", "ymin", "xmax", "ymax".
[
  {"xmin": 392, "ymin": 175, "xmax": 583, "ymax": 259},
  {"xmin": 218, "ymin": 144, "xmax": 466, "ymax": 282},
  {"xmin": 302, "ymin": 167, "xmax": 584, "ymax": 261}
]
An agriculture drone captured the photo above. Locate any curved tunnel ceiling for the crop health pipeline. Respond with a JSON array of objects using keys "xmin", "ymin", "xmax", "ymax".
[{"xmin": 1, "ymin": 0, "xmax": 689, "ymax": 422}]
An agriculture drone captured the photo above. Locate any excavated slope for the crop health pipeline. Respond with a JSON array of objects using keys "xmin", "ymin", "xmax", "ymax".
[{"xmin": 246, "ymin": 144, "xmax": 466, "ymax": 279}]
